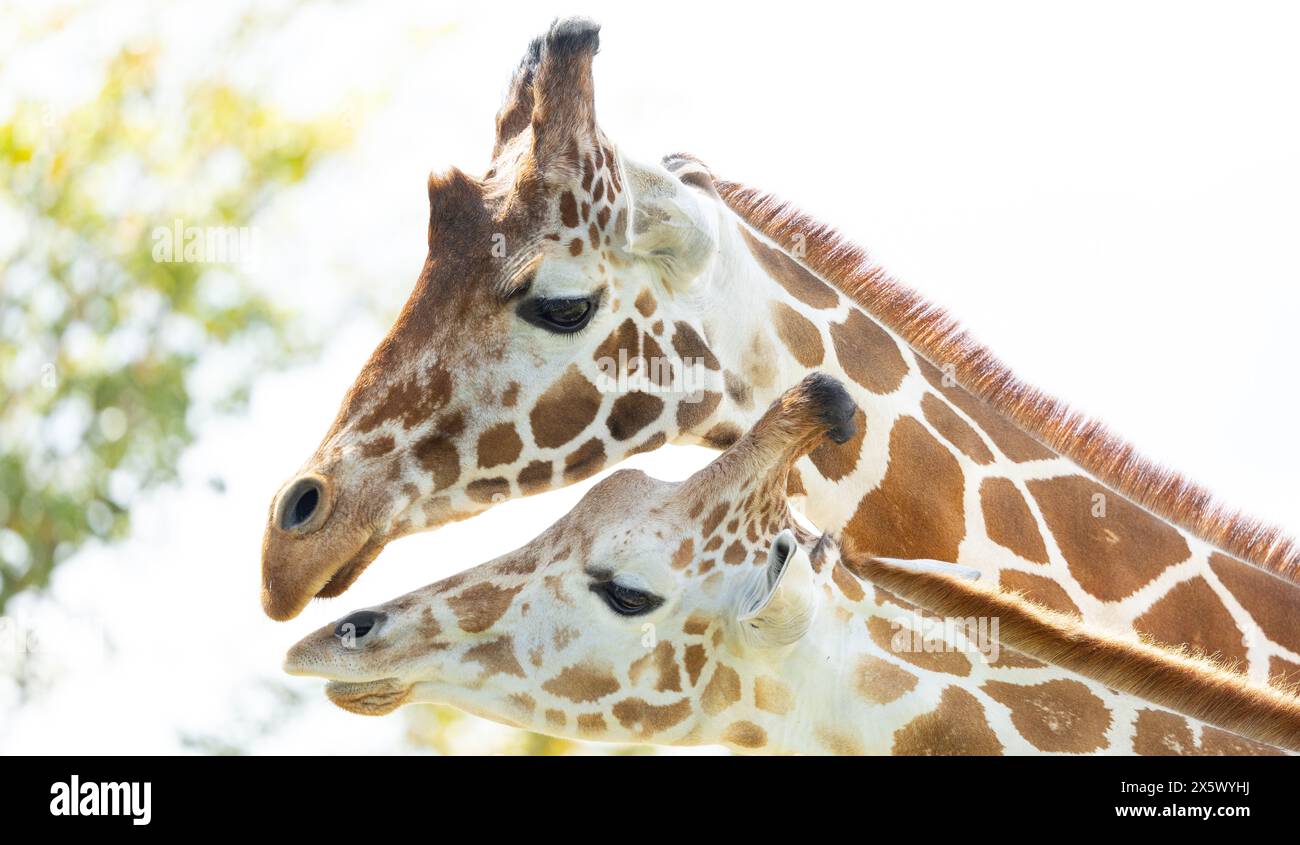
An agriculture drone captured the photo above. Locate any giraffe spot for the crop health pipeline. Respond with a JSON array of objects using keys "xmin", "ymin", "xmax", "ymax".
[
  {"xmin": 1207, "ymin": 552, "xmax": 1300, "ymax": 656},
  {"xmin": 683, "ymin": 613, "xmax": 711, "ymax": 636},
  {"xmin": 552, "ymin": 625, "xmax": 579, "ymax": 651},
  {"xmin": 611, "ymin": 697, "xmax": 692, "ymax": 738},
  {"xmin": 464, "ymin": 635, "xmax": 525, "ymax": 678},
  {"xmin": 640, "ymin": 335, "xmax": 673, "ymax": 388},
  {"xmin": 703, "ymin": 536, "xmax": 722, "ymax": 553},
  {"xmin": 541, "ymin": 662, "xmax": 621, "ymax": 703},
  {"xmin": 807, "ymin": 407, "xmax": 866, "ymax": 482},
  {"xmin": 628, "ymin": 641, "xmax": 682, "ymax": 692},
  {"xmin": 1133, "ymin": 576, "xmax": 1248, "ymax": 666},
  {"xmin": 628, "ymin": 431, "xmax": 667, "ymax": 456},
  {"xmin": 770, "ymin": 302, "xmax": 824, "ymax": 367},
  {"xmin": 530, "ymin": 365, "xmax": 602, "ymax": 449},
  {"xmin": 892, "ymin": 686, "xmax": 1004, "ymax": 755},
  {"xmin": 683, "ymin": 644, "xmax": 707, "ymax": 687},
  {"xmin": 786, "ymin": 467, "xmax": 807, "ymax": 496},
  {"xmin": 830, "ymin": 308, "xmax": 908, "ymax": 395},
  {"xmin": 545, "ymin": 709, "xmax": 566, "ymax": 729},
  {"xmin": 448, "ymin": 582, "xmax": 522, "ymax": 633},
  {"xmin": 476, "ymin": 423, "xmax": 523, "ymax": 468},
  {"xmin": 982, "ymin": 679, "xmax": 1110, "ymax": 753},
  {"xmin": 738, "ymin": 333, "xmax": 779, "ymax": 393},
  {"xmin": 670, "ymin": 322, "xmax": 720, "ymax": 370},
  {"xmin": 634, "ymin": 287, "xmax": 656, "ymax": 317},
  {"xmin": 1131, "ymin": 708, "xmax": 1282, "ymax": 756},
  {"xmin": 606, "ymin": 392, "xmax": 663, "ymax": 441},
  {"xmin": 361, "ymin": 435, "xmax": 395, "ymax": 458},
  {"xmin": 1269, "ymin": 656, "xmax": 1300, "ymax": 689},
  {"xmin": 412, "ymin": 434, "xmax": 460, "ymax": 492},
  {"xmin": 505, "ymin": 693, "xmax": 535, "ymax": 722},
  {"xmin": 843, "ymin": 416, "xmax": 965, "ymax": 561},
  {"xmin": 722, "ymin": 721, "xmax": 767, "ymax": 749},
  {"xmin": 1027, "ymin": 475, "xmax": 1190, "ymax": 602},
  {"xmin": 998, "ymin": 569, "xmax": 1081, "ymax": 617},
  {"xmin": 817, "ymin": 727, "xmax": 865, "ymax": 756},
  {"xmin": 501, "ymin": 382, "xmax": 520, "ymax": 407},
  {"xmin": 517, "ymin": 460, "xmax": 552, "ymax": 495},
  {"xmin": 980, "ymin": 477, "xmax": 1049, "ymax": 564},
  {"xmin": 466, "ymin": 477, "xmax": 509, "ymax": 504},
  {"xmin": 671, "ymin": 538, "xmax": 694, "ymax": 570},
  {"xmin": 676, "ymin": 390, "xmax": 721, "ymax": 432},
  {"xmin": 738, "ymin": 225, "xmax": 840, "ymax": 309},
  {"xmin": 355, "ymin": 366, "xmax": 453, "ymax": 433},
  {"xmin": 866, "ymin": 615, "xmax": 973, "ymax": 676},
  {"xmin": 581, "ymin": 200, "xmax": 590, "ymax": 222},
  {"xmin": 701, "ymin": 503, "xmax": 730, "ymax": 538},
  {"xmin": 922, "ymin": 393, "xmax": 994, "ymax": 465},
  {"xmin": 832, "ymin": 562, "xmax": 866, "ymax": 601},
  {"xmin": 568, "ymin": 238, "xmax": 583, "ymax": 256},
  {"xmin": 559, "ymin": 191, "xmax": 579, "ymax": 228},
  {"xmin": 855, "ymin": 654, "xmax": 918, "ymax": 705},
  {"xmin": 592, "ymin": 178, "xmax": 605, "ymax": 203},
  {"xmin": 576, "ymin": 713, "xmax": 606, "ymax": 735},
  {"xmin": 754, "ymin": 675, "xmax": 795, "ymax": 714},
  {"xmin": 588, "ymin": 222, "xmax": 600, "ymax": 250},
  {"xmin": 917, "ymin": 358, "xmax": 1055, "ymax": 462},
  {"xmin": 723, "ymin": 370, "xmax": 752, "ymax": 408},
  {"xmin": 703, "ymin": 422, "xmax": 742, "ymax": 449},
  {"xmin": 723, "ymin": 540, "xmax": 748, "ymax": 566},
  {"xmin": 701, "ymin": 664, "xmax": 742, "ymax": 715},
  {"xmin": 562, "ymin": 437, "xmax": 606, "ymax": 483},
  {"xmin": 593, "ymin": 318, "xmax": 639, "ymax": 376}
]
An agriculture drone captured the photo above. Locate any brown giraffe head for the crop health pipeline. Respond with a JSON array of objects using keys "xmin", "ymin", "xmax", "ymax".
[
  {"xmin": 261, "ymin": 18, "xmax": 729, "ymax": 620},
  {"xmin": 284, "ymin": 374, "xmax": 857, "ymax": 746}
]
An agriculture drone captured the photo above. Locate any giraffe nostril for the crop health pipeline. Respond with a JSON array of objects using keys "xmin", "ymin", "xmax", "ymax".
[
  {"xmin": 280, "ymin": 477, "xmax": 324, "ymax": 532},
  {"xmin": 335, "ymin": 610, "xmax": 386, "ymax": 641}
]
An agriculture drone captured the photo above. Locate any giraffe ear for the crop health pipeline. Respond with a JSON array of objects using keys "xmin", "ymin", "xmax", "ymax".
[
  {"xmin": 619, "ymin": 154, "xmax": 717, "ymax": 287},
  {"xmin": 736, "ymin": 529, "xmax": 817, "ymax": 648}
]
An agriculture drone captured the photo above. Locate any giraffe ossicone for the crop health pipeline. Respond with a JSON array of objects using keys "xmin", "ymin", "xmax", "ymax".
[
  {"xmin": 284, "ymin": 375, "xmax": 1300, "ymax": 755},
  {"xmin": 262, "ymin": 16, "xmax": 1300, "ymax": 694}
]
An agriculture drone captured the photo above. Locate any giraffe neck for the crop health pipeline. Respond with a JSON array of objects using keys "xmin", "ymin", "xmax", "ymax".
[
  {"xmin": 743, "ymin": 550, "xmax": 1288, "ymax": 755},
  {"xmin": 670, "ymin": 177, "xmax": 1300, "ymax": 686}
]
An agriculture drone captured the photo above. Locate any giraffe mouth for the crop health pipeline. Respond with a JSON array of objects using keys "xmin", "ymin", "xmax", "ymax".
[
  {"xmin": 313, "ymin": 534, "xmax": 388, "ymax": 601},
  {"xmin": 325, "ymin": 678, "xmax": 411, "ymax": 716}
]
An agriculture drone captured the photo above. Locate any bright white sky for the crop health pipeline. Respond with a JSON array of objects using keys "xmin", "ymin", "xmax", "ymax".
[{"xmin": 2, "ymin": 0, "xmax": 1298, "ymax": 754}]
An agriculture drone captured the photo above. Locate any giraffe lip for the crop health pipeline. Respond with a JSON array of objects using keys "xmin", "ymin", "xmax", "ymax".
[
  {"xmin": 325, "ymin": 678, "xmax": 411, "ymax": 716},
  {"xmin": 313, "ymin": 535, "xmax": 387, "ymax": 601}
]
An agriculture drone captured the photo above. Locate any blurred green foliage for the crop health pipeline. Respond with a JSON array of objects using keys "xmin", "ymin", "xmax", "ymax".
[{"xmin": 0, "ymin": 42, "xmax": 349, "ymax": 610}]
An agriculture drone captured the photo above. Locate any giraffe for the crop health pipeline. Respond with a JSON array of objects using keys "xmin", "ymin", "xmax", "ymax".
[
  {"xmin": 284, "ymin": 375, "xmax": 1300, "ymax": 755},
  {"xmin": 261, "ymin": 18, "xmax": 1300, "ymax": 690}
]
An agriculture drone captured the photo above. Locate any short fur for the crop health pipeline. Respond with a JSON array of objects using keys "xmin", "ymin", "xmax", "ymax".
[
  {"xmin": 857, "ymin": 554, "xmax": 1300, "ymax": 752},
  {"xmin": 710, "ymin": 176, "xmax": 1300, "ymax": 582}
]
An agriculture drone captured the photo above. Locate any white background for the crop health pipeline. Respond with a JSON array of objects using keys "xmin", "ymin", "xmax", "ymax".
[{"xmin": 2, "ymin": 0, "xmax": 1297, "ymax": 753}]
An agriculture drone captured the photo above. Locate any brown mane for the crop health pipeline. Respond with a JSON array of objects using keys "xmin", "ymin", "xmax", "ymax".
[
  {"xmin": 709, "ymin": 174, "xmax": 1300, "ymax": 583},
  {"xmin": 854, "ymin": 555, "xmax": 1300, "ymax": 752}
]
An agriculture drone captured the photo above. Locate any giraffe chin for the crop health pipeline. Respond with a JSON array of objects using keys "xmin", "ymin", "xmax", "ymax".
[{"xmin": 324, "ymin": 679, "xmax": 411, "ymax": 716}]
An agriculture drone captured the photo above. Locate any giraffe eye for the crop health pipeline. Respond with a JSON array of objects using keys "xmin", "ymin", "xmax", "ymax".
[
  {"xmin": 592, "ymin": 580, "xmax": 663, "ymax": 616},
  {"xmin": 518, "ymin": 295, "xmax": 596, "ymax": 334}
]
